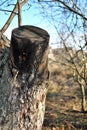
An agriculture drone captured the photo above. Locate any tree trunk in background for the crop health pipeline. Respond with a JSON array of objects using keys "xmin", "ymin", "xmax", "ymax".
[
  {"xmin": 18, "ymin": 0, "xmax": 22, "ymax": 27},
  {"xmin": 80, "ymin": 85, "xmax": 86, "ymax": 112},
  {"xmin": 0, "ymin": 25, "xmax": 50, "ymax": 130},
  {"xmin": 0, "ymin": 0, "xmax": 28, "ymax": 34}
]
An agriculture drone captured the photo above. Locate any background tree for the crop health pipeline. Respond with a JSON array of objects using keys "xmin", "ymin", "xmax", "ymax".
[
  {"xmin": 18, "ymin": 0, "xmax": 22, "ymax": 26},
  {"xmin": 35, "ymin": 0, "xmax": 87, "ymax": 112},
  {"xmin": 0, "ymin": 0, "xmax": 28, "ymax": 37},
  {"xmin": 58, "ymin": 28, "xmax": 87, "ymax": 112}
]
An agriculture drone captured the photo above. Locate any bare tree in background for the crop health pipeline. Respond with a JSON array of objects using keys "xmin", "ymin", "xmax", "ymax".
[
  {"xmin": 36, "ymin": 0, "xmax": 87, "ymax": 112},
  {"xmin": 0, "ymin": 0, "xmax": 28, "ymax": 46},
  {"xmin": 58, "ymin": 27, "xmax": 87, "ymax": 112},
  {"xmin": 18, "ymin": 0, "xmax": 22, "ymax": 26}
]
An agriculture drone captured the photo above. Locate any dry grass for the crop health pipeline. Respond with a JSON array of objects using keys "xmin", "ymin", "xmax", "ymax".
[{"xmin": 42, "ymin": 60, "xmax": 87, "ymax": 130}]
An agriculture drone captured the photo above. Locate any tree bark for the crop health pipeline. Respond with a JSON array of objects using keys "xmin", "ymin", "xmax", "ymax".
[
  {"xmin": 80, "ymin": 84, "xmax": 86, "ymax": 112},
  {"xmin": 0, "ymin": 25, "xmax": 50, "ymax": 130},
  {"xmin": 18, "ymin": 0, "xmax": 22, "ymax": 27}
]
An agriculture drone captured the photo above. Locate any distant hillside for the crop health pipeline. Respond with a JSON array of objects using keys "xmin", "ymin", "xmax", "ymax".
[
  {"xmin": 49, "ymin": 47, "xmax": 87, "ymax": 65},
  {"xmin": 48, "ymin": 47, "xmax": 73, "ymax": 63},
  {"xmin": 48, "ymin": 47, "xmax": 78, "ymax": 88}
]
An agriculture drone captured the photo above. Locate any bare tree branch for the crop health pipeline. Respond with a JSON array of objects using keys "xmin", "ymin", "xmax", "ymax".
[
  {"xmin": 55, "ymin": 0, "xmax": 87, "ymax": 20},
  {"xmin": 18, "ymin": 0, "xmax": 22, "ymax": 27},
  {"xmin": 0, "ymin": 9, "xmax": 18, "ymax": 14},
  {"xmin": 0, "ymin": 0, "xmax": 8, "ymax": 6},
  {"xmin": 1, "ymin": 0, "xmax": 28, "ymax": 34}
]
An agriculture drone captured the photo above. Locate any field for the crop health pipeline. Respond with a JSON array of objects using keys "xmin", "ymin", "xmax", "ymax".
[{"xmin": 42, "ymin": 56, "xmax": 87, "ymax": 130}]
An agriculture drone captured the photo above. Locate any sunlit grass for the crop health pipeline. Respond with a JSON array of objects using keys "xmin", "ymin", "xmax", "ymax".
[{"xmin": 42, "ymin": 59, "xmax": 87, "ymax": 130}]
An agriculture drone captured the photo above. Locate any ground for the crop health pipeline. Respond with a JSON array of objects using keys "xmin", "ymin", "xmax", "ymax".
[{"xmin": 42, "ymin": 59, "xmax": 87, "ymax": 130}]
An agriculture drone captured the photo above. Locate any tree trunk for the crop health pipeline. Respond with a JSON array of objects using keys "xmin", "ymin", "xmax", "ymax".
[
  {"xmin": 0, "ymin": 25, "xmax": 50, "ymax": 130},
  {"xmin": 80, "ymin": 84, "xmax": 86, "ymax": 112},
  {"xmin": 1, "ymin": 0, "xmax": 28, "ymax": 34},
  {"xmin": 18, "ymin": 0, "xmax": 22, "ymax": 27}
]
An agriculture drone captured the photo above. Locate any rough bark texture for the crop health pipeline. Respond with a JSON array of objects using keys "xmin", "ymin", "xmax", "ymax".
[{"xmin": 0, "ymin": 25, "xmax": 50, "ymax": 130}]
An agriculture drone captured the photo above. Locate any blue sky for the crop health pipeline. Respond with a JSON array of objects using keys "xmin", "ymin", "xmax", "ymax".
[
  {"xmin": 0, "ymin": 0, "xmax": 86, "ymax": 49},
  {"xmin": 0, "ymin": 1, "xmax": 58, "ymax": 47}
]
